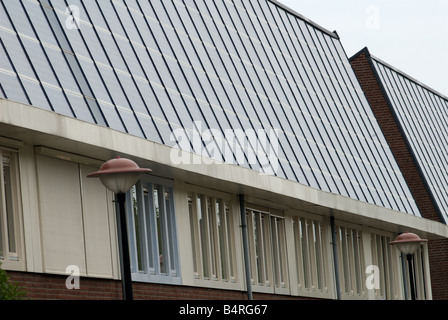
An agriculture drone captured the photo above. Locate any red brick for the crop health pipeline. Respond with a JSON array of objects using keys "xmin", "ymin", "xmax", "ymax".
[{"xmin": 6, "ymin": 271, "xmax": 317, "ymax": 300}]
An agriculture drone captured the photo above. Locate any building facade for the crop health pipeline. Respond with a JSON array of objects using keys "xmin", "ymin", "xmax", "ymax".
[
  {"xmin": 0, "ymin": 0, "xmax": 447, "ymax": 300},
  {"xmin": 350, "ymin": 48, "xmax": 448, "ymax": 299}
]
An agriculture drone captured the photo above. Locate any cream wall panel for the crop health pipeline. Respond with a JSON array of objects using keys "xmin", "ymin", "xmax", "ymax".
[
  {"xmin": 80, "ymin": 164, "xmax": 114, "ymax": 278},
  {"xmin": 173, "ymin": 181, "xmax": 194, "ymax": 286},
  {"xmin": 36, "ymin": 155, "xmax": 87, "ymax": 275},
  {"xmin": 19, "ymin": 146, "xmax": 43, "ymax": 273}
]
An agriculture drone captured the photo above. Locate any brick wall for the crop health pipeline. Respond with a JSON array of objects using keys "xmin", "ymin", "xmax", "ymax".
[
  {"xmin": 427, "ymin": 239, "xmax": 448, "ymax": 300},
  {"xmin": 350, "ymin": 50, "xmax": 448, "ymax": 300},
  {"xmin": 6, "ymin": 271, "xmax": 316, "ymax": 300}
]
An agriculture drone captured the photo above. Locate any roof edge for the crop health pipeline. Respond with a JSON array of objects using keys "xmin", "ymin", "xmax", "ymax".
[{"xmin": 268, "ymin": 0, "xmax": 340, "ymax": 39}]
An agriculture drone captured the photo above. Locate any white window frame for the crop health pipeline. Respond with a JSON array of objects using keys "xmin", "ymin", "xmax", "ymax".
[
  {"xmin": 0, "ymin": 148, "xmax": 25, "ymax": 271},
  {"xmin": 292, "ymin": 215, "xmax": 331, "ymax": 298},
  {"xmin": 369, "ymin": 230, "xmax": 401, "ymax": 300},
  {"xmin": 246, "ymin": 205, "xmax": 288, "ymax": 294},
  {"xmin": 188, "ymin": 191, "xmax": 237, "ymax": 284},
  {"xmin": 127, "ymin": 176, "xmax": 181, "ymax": 285},
  {"xmin": 335, "ymin": 222, "xmax": 367, "ymax": 299},
  {"xmin": 399, "ymin": 242, "xmax": 431, "ymax": 300}
]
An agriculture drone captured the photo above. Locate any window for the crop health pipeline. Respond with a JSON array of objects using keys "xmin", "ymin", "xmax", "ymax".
[
  {"xmin": 188, "ymin": 193, "xmax": 236, "ymax": 283},
  {"xmin": 400, "ymin": 243, "xmax": 430, "ymax": 300},
  {"xmin": 246, "ymin": 206, "xmax": 287, "ymax": 291},
  {"xmin": 335, "ymin": 224, "xmax": 366, "ymax": 298},
  {"xmin": 127, "ymin": 177, "xmax": 180, "ymax": 284},
  {"xmin": 292, "ymin": 216, "xmax": 330, "ymax": 296},
  {"xmin": 370, "ymin": 233, "xmax": 400, "ymax": 300},
  {"xmin": 0, "ymin": 149, "xmax": 23, "ymax": 269}
]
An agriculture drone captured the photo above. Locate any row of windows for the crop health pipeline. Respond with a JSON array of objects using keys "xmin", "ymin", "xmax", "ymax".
[
  {"xmin": 124, "ymin": 175, "xmax": 429, "ymax": 299},
  {"xmin": 0, "ymin": 150, "xmax": 20, "ymax": 265},
  {"xmin": 0, "ymin": 148, "xmax": 431, "ymax": 299}
]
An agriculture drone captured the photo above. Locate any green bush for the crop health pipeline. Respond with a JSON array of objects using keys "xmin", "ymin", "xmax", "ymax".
[{"xmin": 0, "ymin": 263, "xmax": 26, "ymax": 300}]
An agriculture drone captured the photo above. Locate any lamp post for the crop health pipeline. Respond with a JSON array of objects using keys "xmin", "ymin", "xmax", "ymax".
[
  {"xmin": 389, "ymin": 232, "xmax": 427, "ymax": 300},
  {"xmin": 88, "ymin": 157, "xmax": 151, "ymax": 300}
]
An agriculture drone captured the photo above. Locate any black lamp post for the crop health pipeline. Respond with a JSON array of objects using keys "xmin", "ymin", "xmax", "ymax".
[
  {"xmin": 389, "ymin": 232, "xmax": 428, "ymax": 300},
  {"xmin": 88, "ymin": 157, "xmax": 151, "ymax": 300}
]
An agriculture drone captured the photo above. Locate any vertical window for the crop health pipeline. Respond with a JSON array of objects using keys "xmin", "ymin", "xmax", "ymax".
[
  {"xmin": 335, "ymin": 225, "xmax": 366, "ymax": 298},
  {"xmin": 0, "ymin": 150, "xmax": 22, "ymax": 267},
  {"xmin": 293, "ymin": 217, "xmax": 329, "ymax": 296},
  {"xmin": 400, "ymin": 243, "xmax": 429, "ymax": 300},
  {"xmin": 188, "ymin": 193, "xmax": 236, "ymax": 283},
  {"xmin": 246, "ymin": 207, "xmax": 287, "ymax": 290},
  {"xmin": 127, "ymin": 177, "xmax": 180, "ymax": 283},
  {"xmin": 370, "ymin": 233, "xmax": 400, "ymax": 300},
  {"xmin": 271, "ymin": 215, "xmax": 287, "ymax": 288}
]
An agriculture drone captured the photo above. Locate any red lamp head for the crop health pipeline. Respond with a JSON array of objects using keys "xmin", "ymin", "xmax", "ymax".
[
  {"xmin": 389, "ymin": 232, "xmax": 428, "ymax": 255},
  {"xmin": 88, "ymin": 157, "xmax": 152, "ymax": 193}
]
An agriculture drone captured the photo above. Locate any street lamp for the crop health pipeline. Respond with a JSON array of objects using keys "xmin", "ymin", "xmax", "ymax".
[
  {"xmin": 389, "ymin": 232, "xmax": 428, "ymax": 300},
  {"xmin": 88, "ymin": 157, "xmax": 152, "ymax": 300}
]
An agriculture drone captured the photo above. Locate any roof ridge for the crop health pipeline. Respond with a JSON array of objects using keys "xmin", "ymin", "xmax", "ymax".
[{"xmin": 268, "ymin": 0, "xmax": 339, "ymax": 39}]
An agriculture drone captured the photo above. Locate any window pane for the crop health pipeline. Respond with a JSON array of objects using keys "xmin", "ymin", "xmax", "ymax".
[
  {"xmin": 271, "ymin": 217, "xmax": 281, "ymax": 287},
  {"xmin": 197, "ymin": 195, "xmax": 209, "ymax": 278},
  {"xmin": 252, "ymin": 211, "xmax": 263, "ymax": 285},
  {"xmin": 153, "ymin": 185, "xmax": 167, "ymax": 275},
  {"xmin": 336, "ymin": 225, "xmax": 366, "ymax": 297},
  {"xmin": 188, "ymin": 196, "xmax": 198, "ymax": 276},
  {"xmin": 0, "ymin": 152, "xmax": 17, "ymax": 260},
  {"xmin": 127, "ymin": 179, "xmax": 178, "ymax": 282},
  {"xmin": 4, "ymin": 155, "xmax": 15, "ymax": 256},
  {"xmin": 130, "ymin": 186, "xmax": 143, "ymax": 272},
  {"xmin": 143, "ymin": 187, "xmax": 155, "ymax": 272},
  {"xmin": 216, "ymin": 200, "xmax": 227, "ymax": 281},
  {"xmin": 225, "ymin": 204, "xmax": 235, "ymax": 281},
  {"xmin": 165, "ymin": 188, "xmax": 176, "ymax": 276},
  {"xmin": 207, "ymin": 197, "xmax": 218, "ymax": 279},
  {"xmin": 188, "ymin": 192, "xmax": 236, "ymax": 283}
]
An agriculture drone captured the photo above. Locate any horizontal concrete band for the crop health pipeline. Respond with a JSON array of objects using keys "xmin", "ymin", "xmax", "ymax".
[{"xmin": 1, "ymin": 98, "xmax": 447, "ymax": 240}]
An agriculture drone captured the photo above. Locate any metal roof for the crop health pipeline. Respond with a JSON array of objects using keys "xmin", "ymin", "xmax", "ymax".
[
  {"xmin": 0, "ymin": 0, "xmax": 420, "ymax": 216},
  {"xmin": 365, "ymin": 50, "xmax": 448, "ymax": 223}
]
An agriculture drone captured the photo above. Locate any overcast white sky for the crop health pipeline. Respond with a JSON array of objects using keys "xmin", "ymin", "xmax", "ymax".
[{"xmin": 278, "ymin": 0, "xmax": 448, "ymax": 96}]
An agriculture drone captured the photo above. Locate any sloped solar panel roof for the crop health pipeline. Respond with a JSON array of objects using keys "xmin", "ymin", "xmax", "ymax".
[
  {"xmin": 0, "ymin": 0, "xmax": 420, "ymax": 216},
  {"xmin": 369, "ymin": 54, "xmax": 448, "ymax": 223}
]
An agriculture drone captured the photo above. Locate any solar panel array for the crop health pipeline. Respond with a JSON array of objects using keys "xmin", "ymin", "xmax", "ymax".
[
  {"xmin": 372, "ymin": 57, "xmax": 448, "ymax": 223},
  {"xmin": 0, "ymin": 0, "xmax": 420, "ymax": 216}
]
